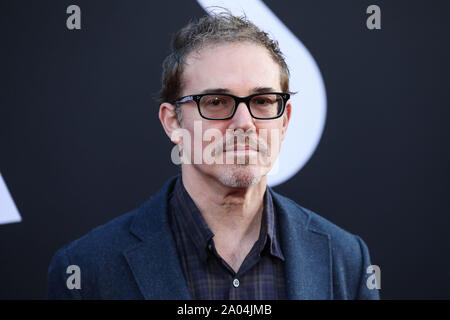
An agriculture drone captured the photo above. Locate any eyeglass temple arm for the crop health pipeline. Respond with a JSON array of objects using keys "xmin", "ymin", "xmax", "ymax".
[{"xmin": 175, "ymin": 96, "xmax": 193, "ymax": 105}]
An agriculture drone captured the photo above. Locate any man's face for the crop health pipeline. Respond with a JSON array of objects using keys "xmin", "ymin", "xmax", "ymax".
[{"xmin": 176, "ymin": 42, "xmax": 291, "ymax": 188}]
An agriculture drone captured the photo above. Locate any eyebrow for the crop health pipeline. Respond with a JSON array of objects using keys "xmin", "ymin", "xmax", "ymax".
[
  {"xmin": 199, "ymin": 87, "xmax": 278, "ymax": 94},
  {"xmin": 200, "ymin": 88, "xmax": 230, "ymax": 94}
]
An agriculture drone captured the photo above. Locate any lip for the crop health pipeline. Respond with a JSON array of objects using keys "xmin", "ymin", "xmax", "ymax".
[
  {"xmin": 225, "ymin": 144, "xmax": 255, "ymax": 152},
  {"xmin": 224, "ymin": 149, "xmax": 258, "ymax": 155},
  {"xmin": 225, "ymin": 149, "xmax": 259, "ymax": 157}
]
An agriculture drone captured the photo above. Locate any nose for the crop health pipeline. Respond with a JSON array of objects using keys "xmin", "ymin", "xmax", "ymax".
[{"xmin": 228, "ymin": 102, "xmax": 256, "ymax": 131}]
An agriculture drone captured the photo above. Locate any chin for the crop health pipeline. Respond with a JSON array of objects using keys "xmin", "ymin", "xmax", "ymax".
[{"xmin": 216, "ymin": 165, "xmax": 266, "ymax": 188}]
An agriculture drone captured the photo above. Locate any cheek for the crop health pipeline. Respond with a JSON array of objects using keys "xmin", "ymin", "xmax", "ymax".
[
  {"xmin": 257, "ymin": 121, "xmax": 284, "ymax": 145},
  {"xmin": 200, "ymin": 124, "xmax": 227, "ymax": 148},
  {"xmin": 183, "ymin": 121, "xmax": 228, "ymax": 152},
  {"xmin": 180, "ymin": 103, "xmax": 204, "ymax": 125},
  {"xmin": 180, "ymin": 110, "xmax": 204, "ymax": 141}
]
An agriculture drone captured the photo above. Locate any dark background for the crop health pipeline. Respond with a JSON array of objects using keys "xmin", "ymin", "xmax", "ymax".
[{"xmin": 1, "ymin": 0, "xmax": 449, "ymax": 299}]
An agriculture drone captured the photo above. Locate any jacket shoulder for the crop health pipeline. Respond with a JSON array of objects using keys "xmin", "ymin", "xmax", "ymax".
[
  {"xmin": 273, "ymin": 192, "xmax": 359, "ymax": 242},
  {"xmin": 62, "ymin": 207, "xmax": 140, "ymax": 257},
  {"xmin": 272, "ymin": 191, "xmax": 379, "ymax": 299},
  {"xmin": 47, "ymin": 207, "xmax": 143, "ymax": 299}
]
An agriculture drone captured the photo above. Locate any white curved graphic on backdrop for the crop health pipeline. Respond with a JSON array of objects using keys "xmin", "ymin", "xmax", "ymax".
[
  {"xmin": 0, "ymin": 172, "xmax": 22, "ymax": 225},
  {"xmin": 197, "ymin": 0, "xmax": 327, "ymax": 186}
]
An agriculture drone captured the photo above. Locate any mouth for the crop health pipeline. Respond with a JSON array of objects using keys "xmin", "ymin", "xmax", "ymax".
[{"xmin": 225, "ymin": 144, "xmax": 256, "ymax": 152}]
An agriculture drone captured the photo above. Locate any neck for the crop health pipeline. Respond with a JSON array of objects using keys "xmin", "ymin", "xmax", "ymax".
[{"xmin": 181, "ymin": 165, "xmax": 267, "ymax": 246}]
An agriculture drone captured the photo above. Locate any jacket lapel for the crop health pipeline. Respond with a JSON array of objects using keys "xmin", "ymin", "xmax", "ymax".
[
  {"xmin": 123, "ymin": 177, "xmax": 191, "ymax": 299},
  {"xmin": 270, "ymin": 189, "xmax": 332, "ymax": 299}
]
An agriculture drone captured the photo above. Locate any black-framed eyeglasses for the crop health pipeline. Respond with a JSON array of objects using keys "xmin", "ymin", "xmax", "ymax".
[{"xmin": 174, "ymin": 92, "xmax": 290, "ymax": 120}]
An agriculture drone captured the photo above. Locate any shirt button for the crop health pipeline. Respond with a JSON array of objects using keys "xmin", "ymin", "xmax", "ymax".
[
  {"xmin": 233, "ymin": 278, "xmax": 240, "ymax": 288},
  {"xmin": 208, "ymin": 244, "xmax": 212, "ymax": 250}
]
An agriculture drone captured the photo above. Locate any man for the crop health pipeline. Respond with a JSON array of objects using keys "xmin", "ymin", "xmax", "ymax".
[{"xmin": 48, "ymin": 12, "xmax": 380, "ymax": 300}]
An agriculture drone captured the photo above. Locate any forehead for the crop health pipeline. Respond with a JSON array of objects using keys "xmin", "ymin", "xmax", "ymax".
[{"xmin": 181, "ymin": 42, "xmax": 281, "ymax": 95}]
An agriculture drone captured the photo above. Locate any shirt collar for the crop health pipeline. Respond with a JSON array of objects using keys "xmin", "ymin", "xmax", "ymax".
[
  {"xmin": 172, "ymin": 176, "xmax": 284, "ymax": 262},
  {"xmin": 172, "ymin": 177, "xmax": 214, "ymax": 262}
]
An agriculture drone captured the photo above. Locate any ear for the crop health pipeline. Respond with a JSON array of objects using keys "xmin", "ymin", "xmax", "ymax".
[
  {"xmin": 280, "ymin": 100, "xmax": 291, "ymax": 140},
  {"xmin": 159, "ymin": 102, "xmax": 182, "ymax": 144}
]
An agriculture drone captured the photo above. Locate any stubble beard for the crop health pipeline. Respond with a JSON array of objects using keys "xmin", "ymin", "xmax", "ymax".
[{"xmin": 217, "ymin": 163, "xmax": 264, "ymax": 188}]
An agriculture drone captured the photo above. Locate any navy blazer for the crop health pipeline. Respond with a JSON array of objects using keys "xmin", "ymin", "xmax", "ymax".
[{"xmin": 48, "ymin": 176, "xmax": 380, "ymax": 299}]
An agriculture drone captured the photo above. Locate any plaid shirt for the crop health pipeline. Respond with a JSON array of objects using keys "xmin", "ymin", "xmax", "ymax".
[{"xmin": 167, "ymin": 176, "xmax": 287, "ymax": 300}]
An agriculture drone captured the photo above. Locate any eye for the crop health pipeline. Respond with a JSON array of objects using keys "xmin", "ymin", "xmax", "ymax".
[
  {"xmin": 255, "ymin": 98, "xmax": 270, "ymax": 104},
  {"xmin": 202, "ymin": 95, "xmax": 230, "ymax": 107},
  {"xmin": 211, "ymin": 97, "xmax": 223, "ymax": 106},
  {"xmin": 253, "ymin": 97, "xmax": 274, "ymax": 106}
]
